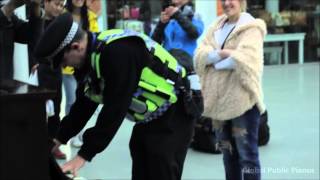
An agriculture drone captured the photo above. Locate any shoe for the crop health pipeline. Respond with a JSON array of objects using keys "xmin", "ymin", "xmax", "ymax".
[
  {"xmin": 71, "ymin": 136, "xmax": 83, "ymax": 148},
  {"xmin": 53, "ymin": 148, "xmax": 66, "ymax": 160}
]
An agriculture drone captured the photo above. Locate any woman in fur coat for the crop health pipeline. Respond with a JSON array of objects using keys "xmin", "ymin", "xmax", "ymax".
[{"xmin": 194, "ymin": 0, "xmax": 266, "ymax": 179}]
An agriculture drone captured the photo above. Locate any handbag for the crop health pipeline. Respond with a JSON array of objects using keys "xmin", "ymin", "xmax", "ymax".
[
  {"xmin": 258, "ymin": 110, "xmax": 270, "ymax": 146},
  {"xmin": 191, "ymin": 116, "xmax": 221, "ymax": 154}
]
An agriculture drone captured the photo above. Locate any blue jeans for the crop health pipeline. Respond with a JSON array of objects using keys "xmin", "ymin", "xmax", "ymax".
[
  {"xmin": 216, "ymin": 105, "xmax": 261, "ymax": 180},
  {"xmin": 62, "ymin": 74, "xmax": 77, "ymax": 115}
]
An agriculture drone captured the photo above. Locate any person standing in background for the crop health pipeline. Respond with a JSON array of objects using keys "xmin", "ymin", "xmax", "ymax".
[
  {"xmin": 85, "ymin": 0, "xmax": 101, "ymax": 18},
  {"xmin": 151, "ymin": 0, "xmax": 204, "ymax": 58},
  {"xmin": 65, "ymin": 0, "xmax": 99, "ymax": 147},
  {"xmin": 36, "ymin": 0, "xmax": 66, "ymax": 159},
  {"xmin": 151, "ymin": 0, "xmax": 204, "ymax": 122},
  {"xmin": 0, "ymin": 0, "xmax": 42, "ymax": 86},
  {"xmin": 194, "ymin": 0, "xmax": 266, "ymax": 179},
  {"xmin": 139, "ymin": 0, "xmax": 151, "ymax": 35},
  {"xmin": 44, "ymin": 0, "xmax": 64, "ymax": 25}
]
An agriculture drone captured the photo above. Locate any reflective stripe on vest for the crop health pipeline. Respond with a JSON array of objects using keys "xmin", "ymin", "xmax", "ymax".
[{"xmin": 85, "ymin": 29, "xmax": 186, "ymax": 122}]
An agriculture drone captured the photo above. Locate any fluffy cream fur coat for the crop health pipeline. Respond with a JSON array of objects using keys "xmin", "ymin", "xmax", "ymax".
[{"xmin": 194, "ymin": 13, "xmax": 267, "ymax": 121}]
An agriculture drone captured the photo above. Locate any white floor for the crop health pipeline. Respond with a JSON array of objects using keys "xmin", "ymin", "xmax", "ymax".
[{"xmin": 58, "ymin": 63, "xmax": 320, "ymax": 180}]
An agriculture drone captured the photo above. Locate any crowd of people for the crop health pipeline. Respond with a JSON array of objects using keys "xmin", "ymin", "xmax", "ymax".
[{"xmin": 0, "ymin": 0, "xmax": 266, "ymax": 179}]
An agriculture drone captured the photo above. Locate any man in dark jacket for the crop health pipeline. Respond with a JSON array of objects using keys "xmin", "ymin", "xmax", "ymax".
[
  {"xmin": 151, "ymin": 0, "xmax": 203, "ymax": 57},
  {"xmin": 37, "ymin": 0, "xmax": 66, "ymax": 160},
  {"xmin": 0, "ymin": 0, "xmax": 42, "ymax": 86}
]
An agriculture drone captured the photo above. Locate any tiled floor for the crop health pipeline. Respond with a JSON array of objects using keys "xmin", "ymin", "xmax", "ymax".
[{"xmin": 58, "ymin": 63, "xmax": 320, "ymax": 180}]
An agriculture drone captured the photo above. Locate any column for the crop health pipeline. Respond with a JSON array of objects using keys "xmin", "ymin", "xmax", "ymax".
[
  {"xmin": 195, "ymin": 0, "xmax": 217, "ymax": 42},
  {"xmin": 265, "ymin": 0, "xmax": 279, "ymax": 14},
  {"xmin": 100, "ymin": 0, "xmax": 108, "ymax": 30}
]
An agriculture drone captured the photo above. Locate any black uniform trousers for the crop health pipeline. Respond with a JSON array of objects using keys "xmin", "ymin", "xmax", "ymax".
[{"xmin": 130, "ymin": 94, "xmax": 195, "ymax": 180}]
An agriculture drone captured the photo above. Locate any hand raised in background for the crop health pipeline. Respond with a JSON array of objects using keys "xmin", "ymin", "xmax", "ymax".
[
  {"xmin": 160, "ymin": 11, "xmax": 170, "ymax": 23},
  {"xmin": 164, "ymin": 6, "xmax": 179, "ymax": 17}
]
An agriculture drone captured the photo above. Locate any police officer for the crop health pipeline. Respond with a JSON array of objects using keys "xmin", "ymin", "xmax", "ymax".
[{"xmin": 34, "ymin": 13, "xmax": 195, "ymax": 180}]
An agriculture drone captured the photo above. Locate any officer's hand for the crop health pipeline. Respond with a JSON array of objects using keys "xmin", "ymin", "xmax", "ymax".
[
  {"xmin": 160, "ymin": 11, "xmax": 170, "ymax": 23},
  {"xmin": 61, "ymin": 155, "xmax": 86, "ymax": 177}
]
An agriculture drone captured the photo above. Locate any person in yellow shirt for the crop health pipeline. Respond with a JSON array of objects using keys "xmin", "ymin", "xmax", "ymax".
[{"xmin": 64, "ymin": 0, "xmax": 99, "ymax": 147}]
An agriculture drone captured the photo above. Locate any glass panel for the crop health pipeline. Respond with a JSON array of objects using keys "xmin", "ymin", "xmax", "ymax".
[
  {"xmin": 247, "ymin": 0, "xmax": 320, "ymax": 63},
  {"xmin": 106, "ymin": 0, "xmax": 196, "ymax": 35}
]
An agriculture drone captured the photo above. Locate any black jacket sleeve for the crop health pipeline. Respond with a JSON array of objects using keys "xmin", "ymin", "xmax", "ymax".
[
  {"xmin": 150, "ymin": 21, "xmax": 168, "ymax": 44},
  {"xmin": 11, "ymin": 15, "xmax": 29, "ymax": 44},
  {"xmin": 0, "ymin": 7, "xmax": 12, "ymax": 28},
  {"xmin": 0, "ymin": 5, "xmax": 43, "ymax": 45},
  {"xmin": 172, "ymin": 10, "xmax": 199, "ymax": 39},
  {"xmin": 77, "ymin": 38, "xmax": 146, "ymax": 161},
  {"xmin": 27, "ymin": 6, "xmax": 44, "ymax": 68},
  {"xmin": 56, "ymin": 83, "xmax": 99, "ymax": 144}
]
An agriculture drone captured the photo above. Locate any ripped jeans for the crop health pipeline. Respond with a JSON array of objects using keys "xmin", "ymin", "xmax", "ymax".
[{"xmin": 215, "ymin": 105, "xmax": 261, "ymax": 180}]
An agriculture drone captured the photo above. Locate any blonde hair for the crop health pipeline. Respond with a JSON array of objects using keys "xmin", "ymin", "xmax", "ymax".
[
  {"xmin": 221, "ymin": 0, "xmax": 247, "ymax": 12},
  {"xmin": 240, "ymin": 0, "xmax": 247, "ymax": 12}
]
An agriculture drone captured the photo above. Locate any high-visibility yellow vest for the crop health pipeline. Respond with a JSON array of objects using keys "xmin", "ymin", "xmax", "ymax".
[{"xmin": 85, "ymin": 29, "xmax": 186, "ymax": 123}]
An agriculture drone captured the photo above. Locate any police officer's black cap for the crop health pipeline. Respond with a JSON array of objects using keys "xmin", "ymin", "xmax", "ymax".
[{"xmin": 34, "ymin": 13, "xmax": 79, "ymax": 65}]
